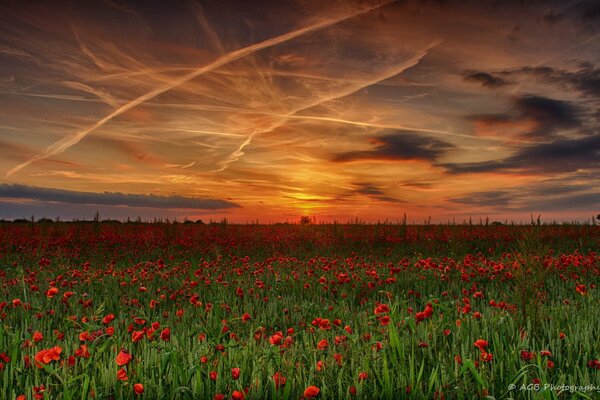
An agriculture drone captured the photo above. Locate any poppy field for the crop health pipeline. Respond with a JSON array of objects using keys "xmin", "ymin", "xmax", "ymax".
[{"xmin": 0, "ymin": 222, "xmax": 598, "ymax": 399}]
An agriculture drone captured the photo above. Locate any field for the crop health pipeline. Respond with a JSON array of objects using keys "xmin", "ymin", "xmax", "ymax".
[{"xmin": 0, "ymin": 222, "xmax": 598, "ymax": 399}]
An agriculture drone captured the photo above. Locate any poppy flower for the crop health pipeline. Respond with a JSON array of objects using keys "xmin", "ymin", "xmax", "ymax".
[
  {"xmin": 358, "ymin": 372, "xmax": 368, "ymax": 381},
  {"xmin": 116, "ymin": 349, "xmax": 132, "ymax": 366},
  {"xmin": 304, "ymin": 385, "xmax": 320, "ymax": 398},
  {"xmin": 160, "ymin": 328, "xmax": 170, "ymax": 341},
  {"xmin": 317, "ymin": 339, "xmax": 328, "ymax": 350},
  {"xmin": 117, "ymin": 368, "xmax": 128, "ymax": 381},
  {"xmin": 473, "ymin": 339, "xmax": 488, "ymax": 351},
  {"xmin": 520, "ymin": 351, "xmax": 535, "ymax": 361},
  {"xmin": 232, "ymin": 390, "xmax": 244, "ymax": 400},
  {"xmin": 133, "ymin": 383, "xmax": 144, "ymax": 395},
  {"xmin": 46, "ymin": 287, "xmax": 59, "ymax": 298},
  {"xmin": 33, "ymin": 331, "xmax": 43, "ymax": 343},
  {"xmin": 102, "ymin": 314, "xmax": 115, "ymax": 325},
  {"xmin": 131, "ymin": 331, "xmax": 145, "ymax": 342},
  {"xmin": 33, "ymin": 346, "xmax": 62, "ymax": 368},
  {"xmin": 273, "ymin": 372, "xmax": 286, "ymax": 388},
  {"xmin": 209, "ymin": 371, "xmax": 217, "ymax": 381},
  {"xmin": 316, "ymin": 360, "xmax": 324, "ymax": 371},
  {"xmin": 269, "ymin": 332, "xmax": 283, "ymax": 346},
  {"xmin": 374, "ymin": 303, "xmax": 390, "ymax": 315},
  {"xmin": 231, "ymin": 367, "xmax": 240, "ymax": 380}
]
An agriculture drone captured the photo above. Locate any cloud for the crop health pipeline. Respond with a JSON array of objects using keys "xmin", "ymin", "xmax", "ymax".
[
  {"xmin": 463, "ymin": 71, "xmax": 510, "ymax": 88},
  {"xmin": 450, "ymin": 188, "xmax": 600, "ymax": 212},
  {"xmin": 445, "ymin": 133, "xmax": 600, "ymax": 173},
  {"xmin": 483, "ymin": 65, "xmax": 600, "ymax": 98},
  {"xmin": 333, "ymin": 131, "xmax": 453, "ymax": 162},
  {"xmin": 353, "ymin": 182, "xmax": 406, "ymax": 203},
  {"xmin": 0, "ymin": 184, "xmax": 240, "ymax": 209},
  {"xmin": 469, "ymin": 94, "xmax": 581, "ymax": 140}
]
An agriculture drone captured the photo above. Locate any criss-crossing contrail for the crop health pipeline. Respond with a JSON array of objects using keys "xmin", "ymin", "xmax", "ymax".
[
  {"xmin": 5, "ymin": 1, "xmax": 393, "ymax": 177},
  {"xmin": 216, "ymin": 40, "xmax": 441, "ymax": 172}
]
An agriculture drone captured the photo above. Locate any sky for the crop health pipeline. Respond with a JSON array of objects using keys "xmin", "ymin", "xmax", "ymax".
[{"xmin": 0, "ymin": 0, "xmax": 599, "ymax": 223}]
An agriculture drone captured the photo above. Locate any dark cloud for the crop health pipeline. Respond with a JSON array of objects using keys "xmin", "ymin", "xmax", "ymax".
[
  {"xmin": 333, "ymin": 131, "xmax": 453, "ymax": 162},
  {"xmin": 469, "ymin": 94, "xmax": 581, "ymax": 140},
  {"xmin": 515, "ymin": 95, "xmax": 580, "ymax": 129},
  {"xmin": 451, "ymin": 189, "xmax": 600, "ymax": 212},
  {"xmin": 491, "ymin": 65, "xmax": 600, "ymax": 98},
  {"xmin": 445, "ymin": 133, "xmax": 600, "ymax": 173},
  {"xmin": 353, "ymin": 182, "xmax": 406, "ymax": 203},
  {"xmin": 0, "ymin": 184, "xmax": 240, "ymax": 209},
  {"xmin": 463, "ymin": 71, "xmax": 510, "ymax": 88}
]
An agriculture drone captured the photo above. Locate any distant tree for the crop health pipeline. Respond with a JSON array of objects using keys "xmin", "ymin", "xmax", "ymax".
[
  {"xmin": 300, "ymin": 216, "xmax": 311, "ymax": 225},
  {"xmin": 195, "ymin": 219, "xmax": 205, "ymax": 224},
  {"xmin": 37, "ymin": 218, "xmax": 54, "ymax": 224}
]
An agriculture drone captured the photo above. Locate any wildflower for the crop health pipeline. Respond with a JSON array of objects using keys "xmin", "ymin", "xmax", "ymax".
[
  {"xmin": 33, "ymin": 346, "xmax": 62, "ymax": 368},
  {"xmin": 473, "ymin": 339, "xmax": 488, "ymax": 351},
  {"xmin": 46, "ymin": 287, "xmax": 59, "ymax": 298},
  {"xmin": 133, "ymin": 383, "xmax": 144, "ymax": 395},
  {"xmin": 269, "ymin": 332, "xmax": 283, "ymax": 346},
  {"xmin": 232, "ymin": 391, "xmax": 245, "ymax": 400},
  {"xmin": 317, "ymin": 339, "xmax": 328, "ymax": 350},
  {"xmin": 160, "ymin": 328, "xmax": 170, "ymax": 341},
  {"xmin": 33, "ymin": 331, "xmax": 43, "ymax": 343},
  {"xmin": 273, "ymin": 371, "xmax": 286, "ymax": 388},
  {"xmin": 304, "ymin": 385, "xmax": 320, "ymax": 398},
  {"xmin": 358, "ymin": 372, "xmax": 368, "ymax": 381},
  {"xmin": 117, "ymin": 368, "xmax": 128, "ymax": 381},
  {"xmin": 131, "ymin": 330, "xmax": 145, "ymax": 342},
  {"xmin": 231, "ymin": 367, "xmax": 240, "ymax": 380},
  {"xmin": 116, "ymin": 349, "xmax": 132, "ymax": 366},
  {"xmin": 520, "ymin": 351, "xmax": 535, "ymax": 361},
  {"xmin": 374, "ymin": 303, "xmax": 390, "ymax": 315}
]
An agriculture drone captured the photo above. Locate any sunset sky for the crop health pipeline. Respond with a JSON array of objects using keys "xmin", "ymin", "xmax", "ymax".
[{"xmin": 0, "ymin": 0, "xmax": 599, "ymax": 222}]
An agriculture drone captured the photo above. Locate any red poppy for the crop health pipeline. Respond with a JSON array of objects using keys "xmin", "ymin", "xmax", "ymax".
[
  {"xmin": 273, "ymin": 372, "xmax": 286, "ymax": 389},
  {"xmin": 374, "ymin": 303, "xmax": 390, "ymax": 315},
  {"xmin": 304, "ymin": 386, "xmax": 320, "ymax": 398},
  {"xmin": 160, "ymin": 328, "xmax": 170, "ymax": 341},
  {"xmin": 232, "ymin": 390, "xmax": 244, "ymax": 400},
  {"xmin": 358, "ymin": 372, "xmax": 368, "ymax": 381},
  {"xmin": 241, "ymin": 313, "xmax": 251, "ymax": 322},
  {"xmin": 133, "ymin": 383, "xmax": 144, "ymax": 395},
  {"xmin": 209, "ymin": 371, "xmax": 217, "ymax": 381},
  {"xmin": 46, "ymin": 287, "xmax": 59, "ymax": 298},
  {"xmin": 231, "ymin": 367, "xmax": 240, "ymax": 380},
  {"xmin": 575, "ymin": 284, "xmax": 588, "ymax": 296},
  {"xmin": 117, "ymin": 368, "xmax": 128, "ymax": 381},
  {"xmin": 33, "ymin": 331, "xmax": 43, "ymax": 343},
  {"xmin": 520, "ymin": 351, "xmax": 535, "ymax": 361},
  {"xmin": 131, "ymin": 331, "xmax": 145, "ymax": 342},
  {"xmin": 33, "ymin": 346, "xmax": 62, "ymax": 368},
  {"xmin": 102, "ymin": 314, "xmax": 115, "ymax": 325},
  {"xmin": 316, "ymin": 360, "xmax": 324, "ymax": 371},
  {"xmin": 473, "ymin": 339, "xmax": 488, "ymax": 351},
  {"xmin": 317, "ymin": 339, "xmax": 328, "ymax": 350},
  {"xmin": 116, "ymin": 349, "xmax": 132, "ymax": 366},
  {"xmin": 269, "ymin": 332, "xmax": 283, "ymax": 346}
]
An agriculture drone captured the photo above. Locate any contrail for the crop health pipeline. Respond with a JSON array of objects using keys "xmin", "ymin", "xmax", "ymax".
[
  {"xmin": 6, "ymin": 1, "xmax": 393, "ymax": 177},
  {"xmin": 216, "ymin": 40, "xmax": 441, "ymax": 172}
]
